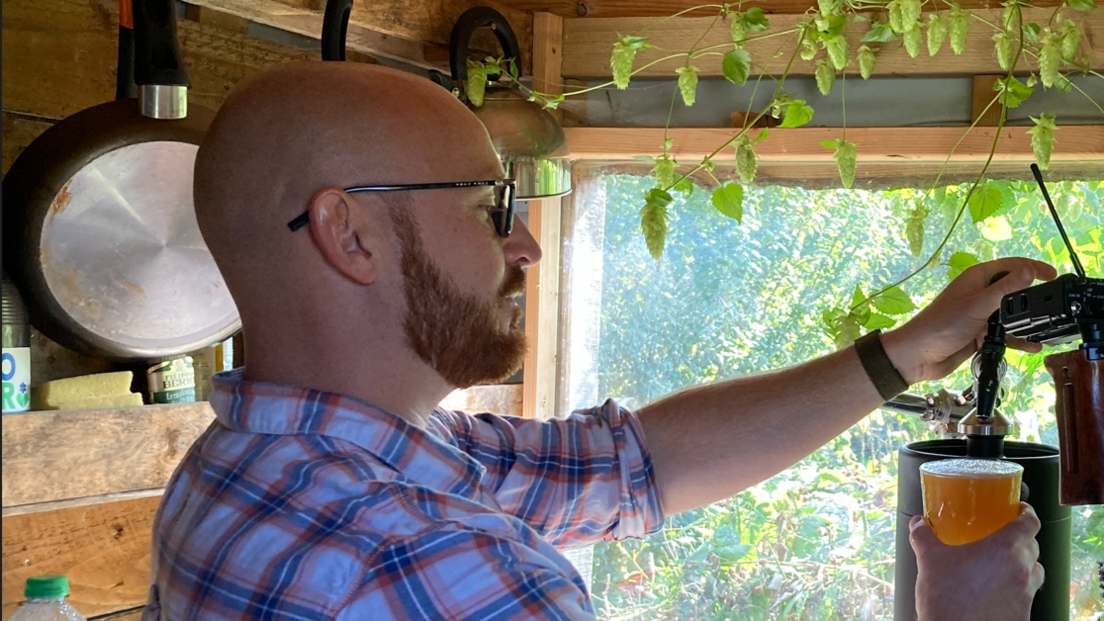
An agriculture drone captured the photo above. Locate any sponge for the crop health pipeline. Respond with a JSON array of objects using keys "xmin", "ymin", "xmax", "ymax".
[
  {"xmin": 52, "ymin": 393, "xmax": 145, "ymax": 411},
  {"xmin": 32, "ymin": 372, "xmax": 135, "ymax": 410}
]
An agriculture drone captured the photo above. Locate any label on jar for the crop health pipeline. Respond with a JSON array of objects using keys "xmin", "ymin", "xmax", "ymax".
[
  {"xmin": 148, "ymin": 357, "xmax": 196, "ymax": 404},
  {"xmin": 2, "ymin": 347, "xmax": 31, "ymax": 414}
]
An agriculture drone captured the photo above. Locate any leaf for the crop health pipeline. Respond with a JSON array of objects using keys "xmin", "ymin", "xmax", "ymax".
[
  {"xmin": 672, "ymin": 177, "xmax": 694, "ymax": 196},
  {"xmin": 1027, "ymin": 113, "xmax": 1058, "ymax": 170},
  {"xmin": 1022, "ymin": 22, "xmax": 1041, "ymax": 43},
  {"xmin": 619, "ymin": 34, "xmax": 652, "ymax": 50},
  {"xmin": 981, "ymin": 215, "xmax": 1014, "ymax": 241},
  {"xmin": 741, "ymin": 7, "xmax": 771, "ymax": 32},
  {"xmin": 465, "ymin": 59, "xmax": 487, "ymax": 107},
  {"xmin": 905, "ymin": 206, "xmax": 927, "ymax": 257},
  {"xmin": 826, "ymin": 34, "xmax": 850, "ymax": 70},
  {"xmin": 858, "ymin": 45, "xmax": 877, "ymax": 79},
  {"xmin": 994, "ymin": 32, "xmax": 1015, "ymax": 71},
  {"xmin": 830, "ymin": 139, "xmax": 857, "ymax": 189},
  {"xmin": 652, "ymin": 155, "xmax": 676, "ymax": 189},
  {"xmin": 780, "ymin": 100, "xmax": 815, "ymax": 128},
  {"xmin": 815, "ymin": 14, "xmax": 848, "ymax": 38},
  {"xmin": 1069, "ymin": 0, "xmax": 1096, "ymax": 11},
  {"xmin": 968, "ymin": 186, "xmax": 1003, "ymax": 222},
  {"xmin": 677, "ymin": 65, "xmax": 700, "ymax": 106},
  {"xmin": 994, "ymin": 76, "xmax": 1033, "ymax": 108},
  {"xmin": 851, "ymin": 284, "xmax": 867, "ymax": 309},
  {"xmin": 714, "ymin": 543, "xmax": 752, "ymax": 562},
  {"xmin": 1060, "ymin": 20, "xmax": 1082, "ymax": 60},
  {"xmin": 640, "ymin": 188, "xmax": 672, "ymax": 259},
  {"xmin": 834, "ymin": 314, "xmax": 861, "ymax": 347},
  {"xmin": 950, "ymin": 4, "xmax": 970, "ymax": 55},
  {"xmin": 865, "ymin": 313, "xmax": 898, "ymax": 330},
  {"xmin": 1039, "ymin": 34, "xmax": 1061, "ymax": 88},
  {"xmin": 736, "ymin": 136, "xmax": 758, "ymax": 185},
  {"xmin": 946, "ymin": 251, "xmax": 980, "ymax": 280},
  {"xmin": 711, "ymin": 182, "xmax": 745, "ymax": 222},
  {"xmin": 903, "ymin": 25, "xmax": 922, "ymax": 58},
  {"xmin": 816, "ymin": 59, "xmax": 835, "ymax": 95},
  {"xmin": 927, "ymin": 13, "xmax": 947, "ymax": 56},
  {"xmin": 723, "ymin": 48, "xmax": 753, "ymax": 85},
  {"xmin": 862, "ymin": 20, "xmax": 899, "ymax": 42},
  {"xmin": 873, "ymin": 285, "xmax": 917, "ymax": 315}
]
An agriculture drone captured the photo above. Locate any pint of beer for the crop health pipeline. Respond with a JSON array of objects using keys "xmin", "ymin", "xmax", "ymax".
[{"xmin": 920, "ymin": 458, "xmax": 1023, "ymax": 546}]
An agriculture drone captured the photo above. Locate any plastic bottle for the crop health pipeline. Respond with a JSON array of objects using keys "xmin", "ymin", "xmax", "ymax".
[
  {"xmin": 2, "ymin": 273, "xmax": 32, "ymax": 414},
  {"xmin": 8, "ymin": 576, "xmax": 87, "ymax": 621}
]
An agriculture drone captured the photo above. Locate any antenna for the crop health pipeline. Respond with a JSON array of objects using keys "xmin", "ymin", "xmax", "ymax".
[{"xmin": 1031, "ymin": 163, "xmax": 1087, "ymax": 279}]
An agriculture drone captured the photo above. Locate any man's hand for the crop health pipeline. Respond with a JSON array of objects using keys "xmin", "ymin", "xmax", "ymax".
[
  {"xmin": 882, "ymin": 258, "xmax": 1058, "ymax": 384},
  {"xmin": 911, "ymin": 503, "xmax": 1044, "ymax": 621}
]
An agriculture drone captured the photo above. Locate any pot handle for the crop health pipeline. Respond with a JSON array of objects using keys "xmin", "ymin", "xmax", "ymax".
[
  {"xmin": 449, "ymin": 7, "xmax": 521, "ymax": 82},
  {"xmin": 133, "ymin": 0, "xmax": 190, "ymax": 87},
  {"xmin": 322, "ymin": 0, "xmax": 352, "ymax": 61},
  {"xmin": 116, "ymin": 0, "xmax": 136, "ymax": 99}
]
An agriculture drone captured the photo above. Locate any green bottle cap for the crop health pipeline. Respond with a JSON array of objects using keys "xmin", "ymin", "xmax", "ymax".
[{"xmin": 24, "ymin": 575, "xmax": 69, "ymax": 599}]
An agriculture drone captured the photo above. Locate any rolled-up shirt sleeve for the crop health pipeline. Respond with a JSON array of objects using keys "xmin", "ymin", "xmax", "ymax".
[{"xmin": 433, "ymin": 399, "xmax": 665, "ymax": 549}]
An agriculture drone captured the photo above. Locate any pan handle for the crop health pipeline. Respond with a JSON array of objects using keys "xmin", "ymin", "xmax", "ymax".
[
  {"xmin": 116, "ymin": 0, "xmax": 136, "ymax": 99},
  {"xmin": 448, "ymin": 7, "xmax": 521, "ymax": 83},
  {"xmin": 322, "ymin": 0, "xmax": 353, "ymax": 61},
  {"xmin": 133, "ymin": 0, "xmax": 190, "ymax": 87}
]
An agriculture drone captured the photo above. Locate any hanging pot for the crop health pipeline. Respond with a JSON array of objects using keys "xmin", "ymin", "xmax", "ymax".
[
  {"xmin": 2, "ymin": 0, "xmax": 240, "ymax": 361},
  {"xmin": 446, "ymin": 8, "xmax": 570, "ymax": 200}
]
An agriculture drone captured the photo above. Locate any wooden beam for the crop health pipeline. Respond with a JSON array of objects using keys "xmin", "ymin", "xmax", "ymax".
[
  {"xmin": 561, "ymin": 7, "xmax": 1104, "ymax": 78},
  {"xmin": 497, "ymin": 0, "xmax": 1062, "ymax": 19},
  {"xmin": 523, "ymin": 12, "xmax": 565, "ymax": 421},
  {"xmin": 971, "ymin": 75, "xmax": 1005, "ymax": 127},
  {"xmin": 187, "ymin": 0, "xmax": 534, "ymax": 74},
  {"xmin": 563, "ymin": 126, "xmax": 1104, "ymax": 162},
  {"xmin": 2, "ymin": 403, "xmax": 215, "ymax": 508},
  {"xmin": 2, "ymin": 494, "xmax": 161, "ymax": 619},
  {"xmin": 0, "ymin": 0, "xmax": 320, "ymax": 121}
]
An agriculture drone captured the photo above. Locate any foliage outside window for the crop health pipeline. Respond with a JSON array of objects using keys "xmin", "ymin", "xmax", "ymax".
[{"xmin": 558, "ymin": 168, "xmax": 1103, "ymax": 621}]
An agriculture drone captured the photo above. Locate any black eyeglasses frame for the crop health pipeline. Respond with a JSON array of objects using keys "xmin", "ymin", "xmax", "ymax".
[{"xmin": 286, "ymin": 179, "xmax": 517, "ymax": 237}]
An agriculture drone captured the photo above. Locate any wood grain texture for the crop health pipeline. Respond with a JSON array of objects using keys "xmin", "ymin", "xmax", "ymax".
[
  {"xmin": 187, "ymin": 0, "xmax": 534, "ymax": 74},
  {"xmin": 522, "ymin": 198, "xmax": 563, "ymax": 420},
  {"xmin": 1, "ymin": 0, "xmax": 319, "ymax": 121},
  {"xmin": 971, "ymin": 75, "xmax": 1004, "ymax": 127},
  {"xmin": 532, "ymin": 12, "xmax": 565, "ymax": 123},
  {"xmin": 2, "ymin": 494, "xmax": 161, "ymax": 619},
  {"xmin": 561, "ymin": 7, "xmax": 1104, "ymax": 78},
  {"xmin": 439, "ymin": 384, "xmax": 524, "ymax": 416},
  {"xmin": 1, "ymin": 113, "xmax": 54, "ymax": 176},
  {"xmin": 2, "ymin": 403, "xmax": 215, "ymax": 508},
  {"xmin": 497, "ymin": 0, "xmax": 1063, "ymax": 19},
  {"xmin": 563, "ymin": 125, "xmax": 1104, "ymax": 162}
]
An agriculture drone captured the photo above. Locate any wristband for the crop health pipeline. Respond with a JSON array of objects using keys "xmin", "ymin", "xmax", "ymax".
[{"xmin": 854, "ymin": 329, "xmax": 910, "ymax": 401}]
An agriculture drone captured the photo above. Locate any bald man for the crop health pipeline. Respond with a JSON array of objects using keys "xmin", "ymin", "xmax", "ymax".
[{"xmin": 143, "ymin": 62, "xmax": 1049, "ymax": 621}]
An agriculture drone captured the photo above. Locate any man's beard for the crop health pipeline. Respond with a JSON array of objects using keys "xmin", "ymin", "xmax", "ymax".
[{"xmin": 391, "ymin": 207, "xmax": 528, "ymax": 389}]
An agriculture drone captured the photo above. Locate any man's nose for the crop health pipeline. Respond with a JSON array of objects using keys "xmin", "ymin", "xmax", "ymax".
[{"xmin": 504, "ymin": 213, "xmax": 542, "ymax": 267}]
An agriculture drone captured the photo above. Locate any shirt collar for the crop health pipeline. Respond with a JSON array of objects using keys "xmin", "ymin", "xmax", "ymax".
[{"xmin": 209, "ymin": 369, "xmax": 487, "ymax": 500}]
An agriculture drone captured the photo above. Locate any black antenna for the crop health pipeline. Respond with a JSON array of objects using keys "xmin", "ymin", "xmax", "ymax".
[{"xmin": 1031, "ymin": 163, "xmax": 1086, "ymax": 279}]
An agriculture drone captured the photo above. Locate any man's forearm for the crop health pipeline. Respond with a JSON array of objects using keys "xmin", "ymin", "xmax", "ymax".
[{"xmin": 637, "ymin": 340, "xmax": 893, "ymax": 516}]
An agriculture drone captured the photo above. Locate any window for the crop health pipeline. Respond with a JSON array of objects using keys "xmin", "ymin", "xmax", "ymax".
[{"xmin": 558, "ymin": 164, "xmax": 1103, "ymax": 620}]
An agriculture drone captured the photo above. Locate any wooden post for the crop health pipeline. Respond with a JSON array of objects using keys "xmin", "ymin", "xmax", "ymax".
[
  {"xmin": 971, "ymin": 75, "xmax": 1004, "ymax": 126},
  {"xmin": 522, "ymin": 12, "xmax": 565, "ymax": 420}
]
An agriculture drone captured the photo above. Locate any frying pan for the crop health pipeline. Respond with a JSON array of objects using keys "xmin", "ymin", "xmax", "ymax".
[{"xmin": 2, "ymin": 0, "xmax": 240, "ymax": 361}]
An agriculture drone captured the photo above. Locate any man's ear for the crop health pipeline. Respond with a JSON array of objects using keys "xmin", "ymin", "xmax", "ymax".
[{"xmin": 307, "ymin": 188, "xmax": 383, "ymax": 286}]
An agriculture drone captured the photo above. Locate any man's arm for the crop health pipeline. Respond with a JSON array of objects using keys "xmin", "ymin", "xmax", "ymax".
[{"xmin": 637, "ymin": 257, "xmax": 1056, "ymax": 516}]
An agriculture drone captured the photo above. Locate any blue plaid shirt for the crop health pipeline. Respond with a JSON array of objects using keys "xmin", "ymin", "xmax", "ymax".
[{"xmin": 142, "ymin": 370, "xmax": 664, "ymax": 620}]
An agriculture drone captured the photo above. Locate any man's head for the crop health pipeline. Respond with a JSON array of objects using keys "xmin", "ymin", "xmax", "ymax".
[{"xmin": 193, "ymin": 62, "xmax": 541, "ymax": 406}]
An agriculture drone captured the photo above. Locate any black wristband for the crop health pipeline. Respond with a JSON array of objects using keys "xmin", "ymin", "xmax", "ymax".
[{"xmin": 854, "ymin": 329, "xmax": 909, "ymax": 401}]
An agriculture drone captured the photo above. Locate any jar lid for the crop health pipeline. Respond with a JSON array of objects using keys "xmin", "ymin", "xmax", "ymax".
[{"xmin": 25, "ymin": 575, "xmax": 69, "ymax": 599}]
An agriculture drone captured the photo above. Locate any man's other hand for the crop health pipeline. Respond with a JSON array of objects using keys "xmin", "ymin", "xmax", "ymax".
[
  {"xmin": 882, "ymin": 257, "xmax": 1058, "ymax": 384},
  {"xmin": 910, "ymin": 502, "xmax": 1045, "ymax": 621}
]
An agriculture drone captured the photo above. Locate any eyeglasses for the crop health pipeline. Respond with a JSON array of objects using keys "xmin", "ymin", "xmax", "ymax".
[{"xmin": 287, "ymin": 179, "xmax": 517, "ymax": 238}]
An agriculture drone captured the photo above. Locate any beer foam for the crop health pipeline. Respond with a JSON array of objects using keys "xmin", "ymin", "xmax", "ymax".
[{"xmin": 920, "ymin": 458, "xmax": 1023, "ymax": 478}]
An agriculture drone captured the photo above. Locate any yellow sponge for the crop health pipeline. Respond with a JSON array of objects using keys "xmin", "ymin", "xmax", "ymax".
[
  {"xmin": 52, "ymin": 393, "xmax": 145, "ymax": 411},
  {"xmin": 32, "ymin": 372, "xmax": 135, "ymax": 410}
]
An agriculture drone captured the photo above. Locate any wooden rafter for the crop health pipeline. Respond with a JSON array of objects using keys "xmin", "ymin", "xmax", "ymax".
[
  {"xmin": 496, "ymin": 0, "xmax": 1065, "ymax": 19},
  {"xmin": 561, "ymin": 7, "xmax": 1104, "ymax": 78}
]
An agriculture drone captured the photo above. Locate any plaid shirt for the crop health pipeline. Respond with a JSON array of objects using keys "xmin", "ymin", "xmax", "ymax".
[{"xmin": 142, "ymin": 370, "xmax": 663, "ymax": 620}]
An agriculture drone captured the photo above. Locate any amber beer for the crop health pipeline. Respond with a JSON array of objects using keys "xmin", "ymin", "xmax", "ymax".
[{"xmin": 920, "ymin": 458, "xmax": 1023, "ymax": 546}]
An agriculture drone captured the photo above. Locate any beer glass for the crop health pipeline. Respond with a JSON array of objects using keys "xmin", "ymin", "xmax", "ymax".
[{"xmin": 920, "ymin": 458, "xmax": 1023, "ymax": 545}]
